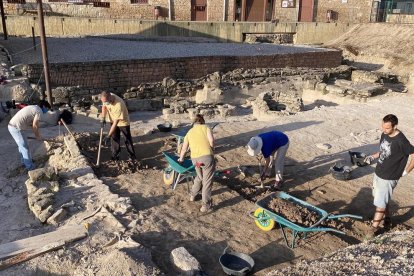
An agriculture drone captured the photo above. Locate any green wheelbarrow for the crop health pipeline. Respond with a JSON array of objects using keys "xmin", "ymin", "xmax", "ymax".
[
  {"xmin": 162, "ymin": 151, "xmax": 231, "ymax": 191},
  {"xmin": 250, "ymin": 192, "xmax": 363, "ymax": 248}
]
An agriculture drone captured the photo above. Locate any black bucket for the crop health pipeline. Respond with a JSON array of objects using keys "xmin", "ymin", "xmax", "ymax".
[
  {"xmin": 157, "ymin": 122, "xmax": 172, "ymax": 132},
  {"xmin": 219, "ymin": 247, "xmax": 254, "ymax": 276},
  {"xmin": 349, "ymin": 151, "xmax": 369, "ymax": 167}
]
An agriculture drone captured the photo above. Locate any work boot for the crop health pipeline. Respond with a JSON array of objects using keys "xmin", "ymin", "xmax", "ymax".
[
  {"xmin": 383, "ymin": 217, "xmax": 392, "ymax": 228},
  {"xmin": 111, "ymin": 156, "xmax": 119, "ymax": 161},
  {"xmin": 189, "ymin": 195, "xmax": 196, "ymax": 202}
]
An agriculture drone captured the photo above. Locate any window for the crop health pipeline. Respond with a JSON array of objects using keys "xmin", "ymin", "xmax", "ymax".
[
  {"xmin": 130, "ymin": 0, "xmax": 149, "ymax": 4},
  {"xmin": 93, "ymin": 2, "xmax": 110, "ymax": 8}
]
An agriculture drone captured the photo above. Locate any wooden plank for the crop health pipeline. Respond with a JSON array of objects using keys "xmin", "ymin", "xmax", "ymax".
[
  {"xmin": 0, "ymin": 241, "xmax": 66, "ymax": 271},
  {"xmin": 0, "ymin": 225, "xmax": 87, "ymax": 260}
]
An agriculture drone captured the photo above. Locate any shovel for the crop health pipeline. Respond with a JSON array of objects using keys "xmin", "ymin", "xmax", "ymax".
[
  {"xmin": 255, "ymin": 156, "xmax": 271, "ymax": 189},
  {"xmin": 96, "ymin": 124, "xmax": 104, "ymax": 166}
]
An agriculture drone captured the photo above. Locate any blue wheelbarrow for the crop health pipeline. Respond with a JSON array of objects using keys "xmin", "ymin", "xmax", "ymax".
[
  {"xmin": 162, "ymin": 152, "xmax": 197, "ymax": 191},
  {"xmin": 162, "ymin": 151, "xmax": 231, "ymax": 191},
  {"xmin": 250, "ymin": 192, "xmax": 362, "ymax": 248}
]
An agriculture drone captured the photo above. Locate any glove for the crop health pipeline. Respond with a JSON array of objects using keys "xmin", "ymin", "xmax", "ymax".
[
  {"xmin": 103, "ymin": 135, "xmax": 111, "ymax": 146},
  {"xmin": 364, "ymin": 155, "xmax": 375, "ymax": 164},
  {"xmin": 100, "ymin": 118, "xmax": 106, "ymax": 128},
  {"xmin": 402, "ymin": 170, "xmax": 408, "ymax": 177}
]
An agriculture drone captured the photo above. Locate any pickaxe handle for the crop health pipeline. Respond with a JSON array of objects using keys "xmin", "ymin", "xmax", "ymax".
[{"xmin": 60, "ymin": 119, "xmax": 83, "ymax": 150}]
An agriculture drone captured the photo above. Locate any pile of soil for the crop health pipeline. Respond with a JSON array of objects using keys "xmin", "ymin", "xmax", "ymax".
[
  {"xmin": 94, "ymin": 159, "xmax": 142, "ymax": 177},
  {"xmin": 267, "ymin": 196, "xmax": 343, "ymax": 230},
  {"xmin": 74, "ymin": 132, "xmax": 142, "ymax": 177}
]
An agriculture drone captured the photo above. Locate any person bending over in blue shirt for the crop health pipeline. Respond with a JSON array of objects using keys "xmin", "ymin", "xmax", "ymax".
[{"xmin": 246, "ymin": 131, "xmax": 289, "ymax": 189}]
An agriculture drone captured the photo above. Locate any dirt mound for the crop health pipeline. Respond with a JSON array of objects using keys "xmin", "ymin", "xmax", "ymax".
[
  {"xmin": 74, "ymin": 132, "xmax": 142, "ymax": 177},
  {"xmin": 325, "ymin": 23, "xmax": 414, "ymax": 79},
  {"xmin": 266, "ymin": 197, "xmax": 343, "ymax": 230},
  {"xmin": 268, "ymin": 230, "xmax": 414, "ymax": 275}
]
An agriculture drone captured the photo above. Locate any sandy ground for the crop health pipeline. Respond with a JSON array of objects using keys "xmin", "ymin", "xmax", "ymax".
[{"xmin": 1, "ymin": 90, "xmax": 414, "ymax": 275}]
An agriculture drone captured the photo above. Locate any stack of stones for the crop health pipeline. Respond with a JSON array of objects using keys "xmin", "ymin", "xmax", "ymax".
[{"xmin": 26, "ymin": 166, "xmax": 67, "ymax": 225}]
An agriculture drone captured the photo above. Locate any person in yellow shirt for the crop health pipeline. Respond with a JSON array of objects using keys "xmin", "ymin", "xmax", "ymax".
[
  {"xmin": 100, "ymin": 91, "xmax": 136, "ymax": 161},
  {"xmin": 178, "ymin": 114, "xmax": 215, "ymax": 213}
]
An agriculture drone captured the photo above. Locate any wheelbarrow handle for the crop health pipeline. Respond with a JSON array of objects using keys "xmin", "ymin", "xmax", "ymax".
[
  {"xmin": 314, "ymin": 227, "xmax": 345, "ymax": 235},
  {"xmin": 247, "ymin": 210, "xmax": 258, "ymax": 220},
  {"xmin": 328, "ymin": 214, "xmax": 363, "ymax": 220},
  {"xmin": 309, "ymin": 213, "xmax": 329, "ymax": 228}
]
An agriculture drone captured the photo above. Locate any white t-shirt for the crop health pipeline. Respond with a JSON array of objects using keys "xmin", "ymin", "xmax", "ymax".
[{"xmin": 9, "ymin": 105, "xmax": 42, "ymax": 130}]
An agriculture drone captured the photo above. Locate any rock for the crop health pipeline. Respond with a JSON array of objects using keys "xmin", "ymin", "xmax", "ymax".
[
  {"xmin": 38, "ymin": 205, "xmax": 54, "ymax": 223},
  {"xmin": 325, "ymin": 85, "xmax": 347, "ymax": 95},
  {"xmin": 125, "ymin": 99, "xmax": 163, "ymax": 111},
  {"xmin": 89, "ymin": 104, "xmax": 100, "ymax": 114},
  {"xmin": 105, "ymin": 197, "xmax": 133, "ymax": 215},
  {"xmin": 28, "ymin": 166, "xmax": 57, "ymax": 182},
  {"xmin": 47, "ymin": 208, "xmax": 67, "ymax": 225},
  {"xmin": 195, "ymin": 83, "xmax": 224, "ymax": 105},
  {"xmin": 170, "ymin": 247, "xmax": 202, "ymax": 275},
  {"xmin": 315, "ymin": 82, "xmax": 327, "ymax": 94},
  {"xmin": 316, "ymin": 143, "xmax": 332, "ymax": 150},
  {"xmin": 352, "ymin": 70, "xmax": 380, "ymax": 83},
  {"xmin": 32, "ymin": 197, "xmax": 53, "ymax": 213},
  {"xmin": 91, "ymin": 94, "xmax": 101, "ymax": 103},
  {"xmin": 162, "ymin": 108, "xmax": 174, "ymax": 115},
  {"xmin": 186, "ymin": 108, "xmax": 199, "ymax": 120},
  {"xmin": 11, "ymin": 79, "xmax": 36, "ymax": 102}
]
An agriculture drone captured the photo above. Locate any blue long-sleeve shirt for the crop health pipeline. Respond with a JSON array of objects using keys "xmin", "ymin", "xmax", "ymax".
[{"xmin": 259, "ymin": 131, "xmax": 289, "ymax": 158}]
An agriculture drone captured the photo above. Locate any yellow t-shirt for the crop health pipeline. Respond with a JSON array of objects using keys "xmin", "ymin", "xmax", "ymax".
[
  {"xmin": 105, "ymin": 94, "xmax": 130, "ymax": 127},
  {"xmin": 184, "ymin": 124, "xmax": 213, "ymax": 159}
]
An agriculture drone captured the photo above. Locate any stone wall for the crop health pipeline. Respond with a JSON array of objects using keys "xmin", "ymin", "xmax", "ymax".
[
  {"xmin": 387, "ymin": 14, "xmax": 414, "ymax": 23},
  {"xmin": 0, "ymin": 16, "xmax": 353, "ymax": 44},
  {"xmin": 25, "ymin": 50, "xmax": 342, "ymax": 92},
  {"xmin": 3, "ymin": 0, "xmax": 374, "ymax": 22},
  {"xmin": 274, "ymin": 0, "xmax": 299, "ymax": 22},
  {"xmin": 314, "ymin": 0, "xmax": 373, "ymax": 23}
]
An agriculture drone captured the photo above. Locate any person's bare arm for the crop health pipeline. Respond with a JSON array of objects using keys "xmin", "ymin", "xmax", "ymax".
[
  {"xmin": 371, "ymin": 152, "xmax": 380, "ymax": 159},
  {"xmin": 108, "ymin": 119, "xmax": 119, "ymax": 137},
  {"xmin": 100, "ymin": 106, "xmax": 107, "ymax": 119},
  {"xmin": 178, "ymin": 140, "xmax": 189, "ymax": 162},
  {"xmin": 404, "ymin": 153, "xmax": 414, "ymax": 175},
  {"xmin": 207, "ymin": 128, "xmax": 214, "ymax": 149},
  {"xmin": 32, "ymin": 119, "xmax": 41, "ymax": 140}
]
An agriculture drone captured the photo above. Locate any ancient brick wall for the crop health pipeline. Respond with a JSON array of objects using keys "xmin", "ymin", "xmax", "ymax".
[{"xmin": 25, "ymin": 50, "xmax": 342, "ymax": 92}]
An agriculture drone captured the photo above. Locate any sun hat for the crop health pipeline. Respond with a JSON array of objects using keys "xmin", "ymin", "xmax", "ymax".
[{"xmin": 246, "ymin": 136, "xmax": 263, "ymax": 156}]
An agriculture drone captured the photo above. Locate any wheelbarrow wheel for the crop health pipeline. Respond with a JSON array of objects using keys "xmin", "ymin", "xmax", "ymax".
[
  {"xmin": 163, "ymin": 169, "xmax": 176, "ymax": 186},
  {"xmin": 254, "ymin": 208, "xmax": 275, "ymax": 231}
]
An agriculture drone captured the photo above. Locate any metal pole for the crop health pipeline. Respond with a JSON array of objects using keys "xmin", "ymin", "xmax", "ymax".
[
  {"xmin": 37, "ymin": 0, "xmax": 52, "ymax": 105},
  {"xmin": 32, "ymin": 27, "xmax": 36, "ymax": 50},
  {"xmin": 0, "ymin": 0, "xmax": 8, "ymax": 40},
  {"xmin": 168, "ymin": 0, "xmax": 172, "ymax": 21}
]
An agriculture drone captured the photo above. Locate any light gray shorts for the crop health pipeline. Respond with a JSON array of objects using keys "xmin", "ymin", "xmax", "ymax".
[{"xmin": 372, "ymin": 174, "xmax": 398, "ymax": 209}]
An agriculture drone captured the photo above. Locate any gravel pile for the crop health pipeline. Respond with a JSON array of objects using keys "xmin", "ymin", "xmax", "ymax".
[
  {"xmin": 2, "ymin": 37, "xmax": 330, "ymax": 64},
  {"xmin": 268, "ymin": 230, "xmax": 414, "ymax": 275}
]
